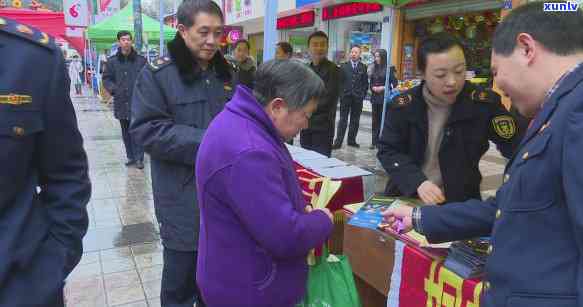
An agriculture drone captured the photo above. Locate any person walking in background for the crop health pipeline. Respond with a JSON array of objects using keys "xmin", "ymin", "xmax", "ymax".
[
  {"xmin": 130, "ymin": 1, "xmax": 233, "ymax": 306},
  {"xmin": 196, "ymin": 59, "xmax": 333, "ymax": 307},
  {"xmin": 334, "ymin": 45, "xmax": 369, "ymax": 149},
  {"xmin": 68, "ymin": 55, "xmax": 83, "ymax": 96},
  {"xmin": 275, "ymin": 41, "xmax": 293, "ymax": 60},
  {"xmin": 369, "ymin": 49, "xmax": 398, "ymax": 149},
  {"xmin": 300, "ymin": 31, "xmax": 342, "ymax": 157},
  {"xmin": 226, "ymin": 39, "xmax": 256, "ymax": 89},
  {"xmin": 102, "ymin": 30, "xmax": 147, "ymax": 169}
]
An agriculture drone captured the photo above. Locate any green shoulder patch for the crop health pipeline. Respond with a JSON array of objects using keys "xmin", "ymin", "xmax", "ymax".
[{"xmin": 492, "ymin": 115, "xmax": 517, "ymax": 139}]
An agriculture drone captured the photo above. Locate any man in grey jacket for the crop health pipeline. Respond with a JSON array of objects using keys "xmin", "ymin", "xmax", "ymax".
[
  {"xmin": 130, "ymin": 1, "xmax": 232, "ymax": 306},
  {"xmin": 102, "ymin": 30, "xmax": 147, "ymax": 169}
]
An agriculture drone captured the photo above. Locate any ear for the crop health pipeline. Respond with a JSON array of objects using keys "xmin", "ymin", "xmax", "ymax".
[
  {"xmin": 266, "ymin": 98, "xmax": 287, "ymax": 118},
  {"xmin": 516, "ymin": 33, "xmax": 537, "ymax": 64},
  {"xmin": 177, "ymin": 24, "xmax": 187, "ymax": 39}
]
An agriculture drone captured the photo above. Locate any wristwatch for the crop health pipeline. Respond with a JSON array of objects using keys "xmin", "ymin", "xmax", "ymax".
[{"xmin": 412, "ymin": 207, "xmax": 424, "ymax": 235}]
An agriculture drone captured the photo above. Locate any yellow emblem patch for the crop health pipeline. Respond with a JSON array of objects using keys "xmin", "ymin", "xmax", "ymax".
[
  {"xmin": 39, "ymin": 32, "xmax": 50, "ymax": 44},
  {"xmin": 0, "ymin": 94, "xmax": 32, "ymax": 105},
  {"xmin": 224, "ymin": 85, "xmax": 232, "ymax": 91},
  {"xmin": 16, "ymin": 24, "xmax": 33, "ymax": 36},
  {"xmin": 0, "ymin": 18, "xmax": 6, "ymax": 26},
  {"xmin": 395, "ymin": 94, "xmax": 412, "ymax": 107},
  {"xmin": 492, "ymin": 115, "xmax": 516, "ymax": 139}
]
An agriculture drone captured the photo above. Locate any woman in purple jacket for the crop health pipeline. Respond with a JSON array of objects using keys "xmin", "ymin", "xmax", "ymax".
[{"xmin": 195, "ymin": 59, "xmax": 334, "ymax": 307}]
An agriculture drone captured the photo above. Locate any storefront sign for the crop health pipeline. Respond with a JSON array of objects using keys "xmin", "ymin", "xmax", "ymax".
[
  {"xmin": 277, "ymin": 11, "xmax": 315, "ymax": 30},
  {"xmin": 296, "ymin": 0, "xmax": 319, "ymax": 8},
  {"xmin": 63, "ymin": 0, "xmax": 89, "ymax": 27},
  {"xmin": 322, "ymin": 2, "xmax": 383, "ymax": 21},
  {"xmin": 225, "ymin": 0, "xmax": 253, "ymax": 20}
]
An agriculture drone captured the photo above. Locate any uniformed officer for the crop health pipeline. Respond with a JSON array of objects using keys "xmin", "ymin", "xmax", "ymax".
[
  {"xmin": 300, "ymin": 31, "xmax": 342, "ymax": 157},
  {"xmin": 377, "ymin": 32, "xmax": 525, "ymax": 205},
  {"xmin": 0, "ymin": 18, "xmax": 91, "ymax": 306},
  {"xmin": 384, "ymin": 3, "xmax": 583, "ymax": 307},
  {"xmin": 130, "ymin": 1, "xmax": 232, "ymax": 306}
]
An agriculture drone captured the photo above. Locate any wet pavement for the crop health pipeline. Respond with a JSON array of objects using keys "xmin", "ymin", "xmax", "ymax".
[{"xmin": 65, "ymin": 93, "xmax": 505, "ymax": 306}]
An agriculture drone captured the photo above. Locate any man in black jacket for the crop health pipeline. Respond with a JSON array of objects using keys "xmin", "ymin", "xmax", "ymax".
[
  {"xmin": 102, "ymin": 31, "xmax": 147, "ymax": 169},
  {"xmin": 300, "ymin": 31, "xmax": 342, "ymax": 157},
  {"xmin": 333, "ymin": 45, "xmax": 369, "ymax": 149},
  {"xmin": 130, "ymin": 1, "xmax": 233, "ymax": 306}
]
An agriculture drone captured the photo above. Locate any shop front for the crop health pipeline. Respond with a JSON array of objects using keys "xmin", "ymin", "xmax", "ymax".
[
  {"xmin": 277, "ymin": 10, "xmax": 317, "ymax": 62},
  {"xmin": 321, "ymin": 2, "xmax": 385, "ymax": 64},
  {"xmin": 395, "ymin": 0, "xmax": 506, "ymax": 86}
]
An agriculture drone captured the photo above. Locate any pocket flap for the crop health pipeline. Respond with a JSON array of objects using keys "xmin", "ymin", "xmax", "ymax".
[{"xmin": 0, "ymin": 111, "xmax": 44, "ymax": 137}]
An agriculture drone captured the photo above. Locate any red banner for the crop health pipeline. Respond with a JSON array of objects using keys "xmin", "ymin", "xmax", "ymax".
[
  {"xmin": 294, "ymin": 163, "xmax": 364, "ymax": 212},
  {"xmin": 399, "ymin": 245, "xmax": 483, "ymax": 307}
]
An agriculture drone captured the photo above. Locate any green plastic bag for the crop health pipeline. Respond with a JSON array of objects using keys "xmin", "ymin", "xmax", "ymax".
[{"xmin": 296, "ymin": 246, "xmax": 362, "ymax": 307}]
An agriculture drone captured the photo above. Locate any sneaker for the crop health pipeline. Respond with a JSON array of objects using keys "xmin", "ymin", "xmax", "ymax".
[
  {"xmin": 332, "ymin": 142, "xmax": 342, "ymax": 150},
  {"xmin": 347, "ymin": 142, "xmax": 360, "ymax": 148},
  {"xmin": 125, "ymin": 160, "xmax": 136, "ymax": 166}
]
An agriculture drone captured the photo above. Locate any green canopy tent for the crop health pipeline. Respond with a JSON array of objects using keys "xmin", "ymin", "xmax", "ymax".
[{"xmin": 87, "ymin": 3, "xmax": 176, "ymax": 51}]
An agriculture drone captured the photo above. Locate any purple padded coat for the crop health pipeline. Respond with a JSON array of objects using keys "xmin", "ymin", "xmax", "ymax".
[{"xmin": 195, "ymin": 85, "xmax": 334, "ymax": 307}]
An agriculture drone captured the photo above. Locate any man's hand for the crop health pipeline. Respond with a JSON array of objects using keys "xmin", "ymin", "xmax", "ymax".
[
  {"xmin": 373, "ymin": 86, "xmax": 385, "ymax": 93},
  {"xmin": 417, "ymin": 180, "xmax": 446, "ymax": 204},
  {"xmin": 315, "ymin": 208, "xmax": 333, "ymax": 222},
  {"xmin": 381, "ymin": 206, "xmax": 414, "ymax": 233}
]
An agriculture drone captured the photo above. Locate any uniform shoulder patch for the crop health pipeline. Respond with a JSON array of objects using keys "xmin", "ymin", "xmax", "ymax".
[
  {"xmin": 471, "ymin": 88, "xmax": 498, "ymax": 104},
  {"xmin": 491, "ymin": 115, "xmax": 517, "ymax": 139},
  {"xmin": 0, "ymin": 17, "xmax": 55, "ymax": 50},
  {"xmin": 149, "ymin": 56, "xmax": 172, "ymax": 72},
  {"xmin": 391, "ymin": 94, "xmax": 413, "ymax": 108}
]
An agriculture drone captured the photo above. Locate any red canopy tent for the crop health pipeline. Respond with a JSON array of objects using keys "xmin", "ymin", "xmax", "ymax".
[{"xmin": 0, "ymin": 8, "xmax": 85, "ymax": 54}]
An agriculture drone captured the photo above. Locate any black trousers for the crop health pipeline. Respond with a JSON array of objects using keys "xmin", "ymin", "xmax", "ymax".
[
  {"xmin": 119, "ymin": 119, "xmax": 144, "ymax": 163},
  {"xmin": 371, "ymin": 103, "xmax": 383, "ymax": 146},
  {"xmin": 161, "ymin": 248, "xmax": 206, "ymax": 307},
  {"xmin": 335, "ymin": 95, "xmax": 363, "ymax": 144},
  {"xmin": 300, "ymin": 129, "xmax": 333, "ymax": 157}
]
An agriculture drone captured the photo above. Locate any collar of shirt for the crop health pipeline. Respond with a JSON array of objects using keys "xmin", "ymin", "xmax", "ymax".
[{"xmin": 545, "ymin": 61, "xmax": 583, "ymax": 100}]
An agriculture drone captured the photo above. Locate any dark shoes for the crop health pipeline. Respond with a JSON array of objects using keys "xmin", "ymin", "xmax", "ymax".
[
  {"xmin": 136, "ymin": 160, "xmax": 144, "ymax": 169},
  {"xmin": 126, "ymin": 160, "xmax": 144, "ymax": 169},
  {"xmin": 332, "ymin": 142, "xmax": 342, "ymax": 150},
  {"xmin": 347, "ymin": 142, "xmax": 360, "ymax": 148},
  {"xmin": 369, "ymin": 144, "xmax": 377, "ymax": 150}
]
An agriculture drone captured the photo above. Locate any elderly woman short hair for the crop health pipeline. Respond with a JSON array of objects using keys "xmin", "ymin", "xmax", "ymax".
[{"xmin": 195, "ymin": 59, "xmax": 334, "ymax": 307}]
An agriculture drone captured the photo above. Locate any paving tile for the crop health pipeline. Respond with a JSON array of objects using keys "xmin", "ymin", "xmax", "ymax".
[
  {"xmin": 138, "ymin": 264, "xmax": 163, "ymax": 283},
  {"xmin": 142, "ymin": 279, "xmax": 161, "ymax": 299},
  {"xmin": 112, "ymin": 300, "xmax": 148, "ymax": 307},
  {"xmin": 147, "ymin": 297, "xmax": 162, "ymax": 307},
  {"xmin": 65, "ymin": 275, "xmax": 106, "ymax": 307},
  {"xmin": 68, "ymin": 261, "xmax": 102, "ymax": 281},
  {"xmin": 104, "ymin": 270, "xmax": 145, "ymax": 306}
]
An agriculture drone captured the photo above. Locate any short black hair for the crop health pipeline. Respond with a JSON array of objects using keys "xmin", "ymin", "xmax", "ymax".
[
  {"xmin": 177, "ymin": 0, "xmax": 224, "ymax": 28},
  {"xmin": 417, "ymin": 32, "xmax": 465, "ymax": 73},
  {"xmin": 235, "ymin": 39, "xmax": 251, "ymax": 50},
  {"xmin": 307, "ymin": 31, "xmax": 328, "ymax": 46},
  {"xmin": 117, "ymin": 30, "xmax": 132, "ymax": 41},
  {"xmin": 276, "ymin": 42, "xmax": 293, "ymax": 55},
  {"xmin": 493, "ymin": 1, "xmax": 583, "ymax": 56},
  {"xmin": 351, "ymin": 45, "xmax": 361, "ymax": 50}
]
